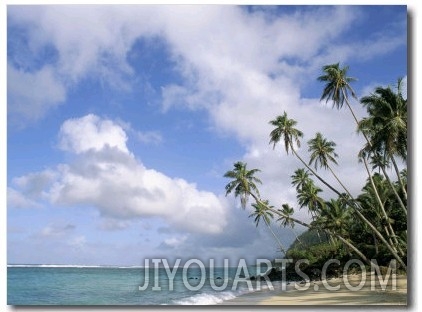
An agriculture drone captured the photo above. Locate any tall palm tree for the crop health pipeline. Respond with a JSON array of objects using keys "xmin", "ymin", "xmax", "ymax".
[
  {"xmin": 357, "ymin": 173, "xmax": 404, "ymax": 256},
  {"xmin": 269, "ymin": 112, "xmax": 303, "ymax": 155},
  {"xmin": 269, "ymin": 113, "xmax": 406, "ymax": 268},
  {"xmin": 317, "ymin": 62, "xmax": 359, "ymax": 123},
  {"xmin": 307, "ymin": 132, "xmax": 351, "ymax": 196},
  {"xmin": 359, "ymin": 78, "xmax": 407, "ymax": 199},
  {"xmin": 250, "ymin": 200, "xmax": 287, "ymax": 255},
  {"xmin": 297, "ymin": 181, "xmax": 324, "ymax": 214},
  {"xmin": 224, "ymin": 161, "xmax": 262, "ymax": 209},
  {"xmin": 306, "ymin": 132, "xmax": 406, "ymax": 267},
  {"xmin": 318, "ymin": 64, "xmax": 406, "ymax": 218},
  {"xmin": 291, "ymin": 168, "xmax": 311, "ymax": 192},
  {"xmin": 269, "ymin": 112, "xmax": 342, "ymax": 197},
  {"xmin": 295, "ymin": 178, "xmax": 324, "ymax": 243}
]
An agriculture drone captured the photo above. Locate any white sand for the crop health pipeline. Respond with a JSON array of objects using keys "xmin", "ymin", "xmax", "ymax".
[{"xmin": 222, "ymin": 274, "xmax": 407, "ymax": 305}]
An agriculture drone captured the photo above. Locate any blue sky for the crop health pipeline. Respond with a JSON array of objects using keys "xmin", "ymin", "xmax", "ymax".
[{"xmin": 6, "ymin": 5, "xmax": 408, "ymax": 266}]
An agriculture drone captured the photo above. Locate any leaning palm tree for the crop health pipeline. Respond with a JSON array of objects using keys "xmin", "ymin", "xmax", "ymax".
[
  {"xmin": 297, "ymin": 181, "xmax": 324, "ymax": 214},
  {"xmin": 318, "ymin": 64, "xmax": 407, "ymax": 217},
  {"xmin": 306, "ymin": 132, "xmax": 406, "ymax": 267},
  {"xmin": 358, "ymin": 173, "xmax": 404, "ymax": 256},
  {"xmin": 307, "ymin": 132, "xmax": 351, "ymax": 196},
  {"xmin": 291, "ymin": 168, "xmax": 311, "ymax": 192},
  {"xmin": 317, "ymin": 62, "xmax": 359, "ymax": 123},
  {"xmin": 224, "ymin": 161, "xmax": 262, "ymax": 209},
  {"xmin": 269, "ymin": 113, "xmax": 406, "ymax": 268},
  {"xmin": 250, "ymin": 200, "xmax": 287, "ymax": 255},
  {"xmin": 269, "ymin": 112, "xmax": 342, "ymax": 197},
  {"xmin": 295, "ymin": 178, "xmax": 325, "ymax": 243},
  {"xmin": 359, "ymin": 78, "xmax": 407, "ymax": 200}
]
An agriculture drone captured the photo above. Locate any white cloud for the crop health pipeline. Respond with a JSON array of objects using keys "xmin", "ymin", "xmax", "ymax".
[
  {"xmin": 12, "ymin": 115, "xmax": 228, "ymax": 235},
  {"xmin": 58, "ymin": 114, "xmax": 130, "ymax": 154},
  {"xmin": 7, "ymin": 6, "xmax": 406, "ymax": 263},
  {"xmin": 7, "ymin": 5, "xmax": 405, "ymax": 125},
  {"xmin": 7, "ymin": 64, "xmax": 66, "ymax": 125}
]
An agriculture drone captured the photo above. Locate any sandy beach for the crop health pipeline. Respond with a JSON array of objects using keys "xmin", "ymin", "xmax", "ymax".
[{"xmin": 222, "ymin": 274, "xmax": 407, "ymax": 305}]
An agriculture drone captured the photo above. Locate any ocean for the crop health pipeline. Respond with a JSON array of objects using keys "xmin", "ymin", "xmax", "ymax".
[{"xmin": 7, "ymin": 265, "xmax": 282, "ymax": 305}]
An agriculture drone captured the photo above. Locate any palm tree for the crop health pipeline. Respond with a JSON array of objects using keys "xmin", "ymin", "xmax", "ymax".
[
  {"xmin": 295, "ymin": 178, "xmax": 325, "ymax": 243},
  {"xmin": 269, "ymin": 113, "xmax": 406, "ymax": 268},
  {"xmin": 357, "ymin": 173, "xmax": 404, "ymax": 256},
  {"xmin": 224, "ymin": 161, "xmax": 262, "ymax": 209},
  {"xmin": 318, "ymin": 64, "xmax": 406, "ymax": 217},
  {"xmin": 269, "ymin": 203, "xmax": 373, "ymax": 266},
  {"xmin": 316, "ymin": 199, "xmax": 351, "ymax": 238},
  {"xmin": 316, "ymin": 198, "xmax": 360, "ymax": 255},
  {"xmin": 269, "ymin": 112, "xmax": 342, "ymax": 197},
  {"xmin": 308, "ymin": 132, "xmax": 338, "ymax": 169},
  {"xmin": 278, "ymin": 203, "xmax": 303, "ymax": 245},
  {"xmin": 317, "ymin": 62, "xmax": 359, "ymax": 123},
  {"xmin": 360, "ymin": 149, "xmax": 406, "ymax": 252},
  {"xmin": 269, "ymin": 112, "xmax": 303, "ymax": 155},
  {"xmin": 291, "ymin": 168, "xmax": 311, "ymax": 192},
  {"xmin": 360, "ymin": 78, "xmax": 407, "ymax": 160},
  {"xmin": 297, "ymin": 181, "xmax": 324, "ymax": 214},
  {"xmin": 250, "ymin": 200, "xmax": 287, "ymax": 255},
  {"xmin": 307, "ymin": 132, "xmax": 351, "ymax": 196},
  {"xmin": 359, "ymin": 78, "xmax": 407, "ymax": 199}
]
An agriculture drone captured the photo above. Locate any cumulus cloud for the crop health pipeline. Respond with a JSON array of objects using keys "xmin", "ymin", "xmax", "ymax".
[
  {"xmin": 58, "ymin": 114, "xmax": 130, "ymax": 154},
  {"xmin": 11, "ymin": 115, "xmax": 228, "ymax": 235}
]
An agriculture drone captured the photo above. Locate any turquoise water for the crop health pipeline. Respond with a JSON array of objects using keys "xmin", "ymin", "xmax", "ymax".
[{"xmin": 8, "ymin": 265, "xmax": 274, "ymax": 305}]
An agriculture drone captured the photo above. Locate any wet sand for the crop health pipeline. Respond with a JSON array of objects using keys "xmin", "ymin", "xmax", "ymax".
[{"xmin": 222, "ymin": 274, "xmax": 407, "ymax": 305}]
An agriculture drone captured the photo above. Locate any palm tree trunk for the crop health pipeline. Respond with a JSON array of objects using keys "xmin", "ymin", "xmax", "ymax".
[
  {"xmin": 290, "ymin": 144, "xmax": 342, "ymax": 197},
  {"xmin": 390, "ymin": 155, "xmax": 407, "ymax": 200},
  {"xmin": 361, "ymin": 157, "xmax": 404, "ymax": 256},
  {"xmin": 310, "ymin": 211, "xmax": 323, "ymax": 243},
  {"xmin": 380, "ymin": 165, "xmax": 407, "ymax": 215},
  {"xmin": 265, "ymin": 220, "xmax": 287, "ymax": 256},
  {"xmin": 373, "ymin": 233, "xmax": 379, "ymax": 256},
  {"xmin": 350, "ymin": 205, "xmax": 406, "ymax": 269},
  {"xmin": 248, "ymin": 193, "xmax": 287, "ymax": 255},
  {"xmin": 326, "ymin": 162, "xmax": 406, "ymax": 267},
  {"xmin": 327, "ymin": 166, "xmax": 351, "ymax": 197},
  {"xmin": 330, "ymin": 231, "xmax": 372, "ymax": 266},
  {"xmin": 292, "ymin": 229, "xmax": 304, "ymax": 246}
]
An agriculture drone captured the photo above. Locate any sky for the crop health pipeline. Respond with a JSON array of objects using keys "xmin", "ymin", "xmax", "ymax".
[{"xmin": 6, "ymin": 5, "xmax": 408, "ymax": 266}]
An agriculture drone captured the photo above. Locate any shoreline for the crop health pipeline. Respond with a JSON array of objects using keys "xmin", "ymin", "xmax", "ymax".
[{"xmin": 221, "ymin": 273, "xmax": 407, "ymax": 305}]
